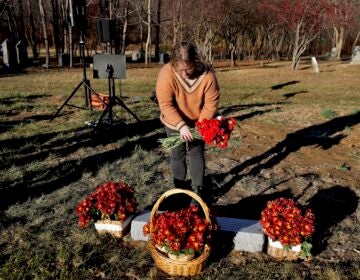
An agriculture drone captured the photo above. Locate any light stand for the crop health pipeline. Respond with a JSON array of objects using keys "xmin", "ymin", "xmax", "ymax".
[
  {"xmin": 96, "ymin": 63, "xmax": 140, "ymax": 126},
  {"xmin": 51, "ymin": 31, "xmax": 98, "ymax": 120}
]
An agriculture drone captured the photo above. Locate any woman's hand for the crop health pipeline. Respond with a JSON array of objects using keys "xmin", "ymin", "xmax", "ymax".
[{"xmin": 179, "ymin": 125, "xmax": 194, "ymax": 142}]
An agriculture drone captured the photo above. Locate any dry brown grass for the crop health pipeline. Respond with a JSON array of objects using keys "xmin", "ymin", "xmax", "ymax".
[{"xmin": 0, "ymin": 59, "xmax": 359, "ymax": 279}]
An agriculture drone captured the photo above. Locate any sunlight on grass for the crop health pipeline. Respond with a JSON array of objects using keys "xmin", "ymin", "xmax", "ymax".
[
  {"xmin": 1, "ymin": 165, "xmax": 24, "ymax": 181},
  {"xmin": 1, "ymin": 62, "xmax": 360, "ymax": 279}
]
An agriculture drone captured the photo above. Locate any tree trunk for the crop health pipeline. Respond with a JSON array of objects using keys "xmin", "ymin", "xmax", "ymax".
[
  {"xmin": 154, "ymin": 0, "xmax": 161, "ymax": 62},
  {"xmin": 121, "ymin": 0, "xmax": 129, "ymax": 55},
  {"xmin": 145, "ymin": 0, "xmax": 151, "ymax": 65},
  {"xmin": 62, "ymin": 0, "xmax": 68, "ymax": 54},
  {"xmin": 172, "ymin": 1, "xmax": 179, "ymax": 46},
  {"xmin": 352, "ymin": 30, "xmax": 360, "ymax": 48},
  {"xmin": 69, "ymin": 26, "xmax": 73, "ymax": 67},
  {"xmin": 229, "ymin": 43, "xmax": 236, "ymax": 67},
  {"xmin": 333, "ymin": 26, "xmax": 345, "ymax": 60},
  {"xmin": 291, "ymin": 24, "xmax": 302, "ymax": 70},
  {"xmin": 275, "ymin": 31, "xmax": 284, "ymax": 60},
  {"xmin": 50, "ymin": 0, "xmax": 62, "ymax": 62},
  {"xmin": 39, "ymin": 0, "xmax": 50, "ymax": 68},
  {"xmin": 26, "ymin": 0, "xmax": 38, "ymax": 60}
]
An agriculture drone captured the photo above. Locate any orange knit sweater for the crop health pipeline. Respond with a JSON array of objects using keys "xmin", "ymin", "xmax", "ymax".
[{"xmin": 156, "ymin": 63, "xmax": 220, "ymax": 131}]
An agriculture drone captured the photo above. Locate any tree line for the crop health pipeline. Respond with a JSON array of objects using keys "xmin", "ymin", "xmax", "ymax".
[{"xmin": 1, "ymin": 0, "xmax": 359, "ymax": 70}]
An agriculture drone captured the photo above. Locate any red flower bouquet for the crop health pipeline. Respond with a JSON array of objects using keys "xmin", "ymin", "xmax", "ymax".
[
  {"xmin": 260, "ymin": 197, "xmax": 315, "ymax": 259},
  {"xmin": 76, "ymin": 181, "xmax": 138, "ymax": 228},
  {"xmin": 196, "ymin": 116, "xmax": 236, "ymax": 148},
  {"xmin": 143, "ymin": 205, "xmax": 216, "ymax": 261},
  {"xmin": 159, "ymin": 116, "xmax": 236, "ymax": 151}
]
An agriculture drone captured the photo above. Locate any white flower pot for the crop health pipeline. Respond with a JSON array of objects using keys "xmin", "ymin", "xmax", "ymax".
[
  {"xmin": 94, "ymin": 215, "xmax": 133, "ymax": 238},
  {"xmin": 267, "ymin": 237, "xmax": 301, "ymax": 260}
]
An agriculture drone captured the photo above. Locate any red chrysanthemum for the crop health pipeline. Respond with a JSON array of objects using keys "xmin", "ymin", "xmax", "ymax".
[
  {"xmin": 260, "ymin": 197, "xmax": 315, "ymax": 246},
  {"xmin": 75, "ymin": 181, "xmax": 138, "ymax": 228}
]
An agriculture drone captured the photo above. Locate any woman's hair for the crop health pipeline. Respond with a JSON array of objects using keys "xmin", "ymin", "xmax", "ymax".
[{"xmin": 170, "ymin": 41, "xmax": 201, "ymax": 67}]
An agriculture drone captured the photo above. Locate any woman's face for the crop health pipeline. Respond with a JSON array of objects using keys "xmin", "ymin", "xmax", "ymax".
[{"xmin": 175, "ymin": 61, "xmax": 195, "ymax": 79}]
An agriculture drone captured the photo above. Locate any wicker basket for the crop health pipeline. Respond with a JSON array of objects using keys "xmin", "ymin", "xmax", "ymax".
[
  {"xmin": 267, "ymin": 237, "xmax": 301, "ymax": 261},
  {"xmin": 148, "ymin": 188, "xmax": 212, "ymax": 276}
]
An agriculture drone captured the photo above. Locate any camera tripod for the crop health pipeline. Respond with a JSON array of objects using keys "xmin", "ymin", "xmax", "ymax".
[
  {"xmin": 51, "ymin": 32, "xmax": 98, "ymax": 120},
  {"xmin": 95, "ymin": 64, "xmax": 140, "ymax": 126}
]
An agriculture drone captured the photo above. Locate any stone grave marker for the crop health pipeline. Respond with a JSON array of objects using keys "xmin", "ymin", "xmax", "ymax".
[{"xmin": 350, "ymin": 46, "xmax": 360, "ymax": 65}]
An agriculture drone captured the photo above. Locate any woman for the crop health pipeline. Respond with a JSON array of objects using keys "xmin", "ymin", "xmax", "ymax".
[{"xmin": 156, "ymin": 41, "xmax": 220, "ymax": 201}]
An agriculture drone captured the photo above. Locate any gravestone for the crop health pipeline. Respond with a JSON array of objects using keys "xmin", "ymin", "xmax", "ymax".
[
  {"xmin": 1, "ymin": 39, "xmax": 17, "ymax": 70},
  {"xmin": 350, "ymin": 46, "xmax": 360, "ymax": 65},
  {"xmin": 311, "ymin": 56, "xmax": 320, "ymax": 73},
  {"xmin": 130, "ymin": 211, "xmax": 265, "ymax": 253},
  {"xmin": 159, "ymin": 52, "xmax": 169, "ymax": 64},
  {"xmin": 325, "ymin": 47, "xmax": 337, "ymax": 61},
  {"xmin": 131, "ymin": 50, "xmax": 143, "ymax": 62}
]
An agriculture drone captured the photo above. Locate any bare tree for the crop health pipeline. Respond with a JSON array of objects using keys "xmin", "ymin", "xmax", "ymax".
[
  {"xmin": 50, "ymin": 0, "xmax": 62, "ymax": 62},
  {"xmin": 327, "ymin": 0, "xmax": 358, "ymax": 60},
  {"xmin": 153, "ymin": 0, "xmax": 161, "ymax": 62},
  {"xmin": 144, "ymin": 0, "xmax": 151, "ymax": 64},
  {"xmin": 39, "ymin": 0, "xmax": 50, "ymax": 67},
  {"xmin": 183, "ymin": 0, "xmax": 227, "ymax": 62},
  {"xmin": 25, "ymin": 0, "xmax": 38, "ymax": 60},
  {"xmin": 172, "ymin": 0, "xmax": 182, "ymax": 45},
  {"xmin": 259, "ymin": 0, "xmax": 329, "ymax": 70},
  {"xmin": 121, "ymin": 0, "xmax": 129, "ymax": 54}
]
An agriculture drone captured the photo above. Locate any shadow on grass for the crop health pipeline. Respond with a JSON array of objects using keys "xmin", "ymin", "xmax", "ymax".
[
  {"xmin": 0, "ymin": 94, "xmax": 52, "ymax": 133},
  {"xmin": 271, "ymin": 80, "xmax": 300, "ymax": 90},
  {"xmin": 283, "ymin": 90, "xmax": 308, "ymax": 99},
  {"xmin": 0, "ymin": 118, "xmax": 164, "ymax": 210},
  {"xmin": 208, "ymin": 184, "xmax": 358, "ymax": 258},
  {"xmin": 308, "ymin": 185, "xmax": 359, "ymax": 255},
  {"xmin": 208, "ymin": 189, "xmax": 292, "ymax": 259},
  {"xmin": 219, "ymin": 101, "xmax": 288, "ymax": 116},
  {"xmin": 210, "ymin": 111, "xmax": 360, "ymax": 198},
  {"xmin": 205, "ymin": 112, "xmax": 360, "ymax": 257}
]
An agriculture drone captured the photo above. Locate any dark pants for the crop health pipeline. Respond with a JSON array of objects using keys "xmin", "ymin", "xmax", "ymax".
[{"xmin": 165, "ymin": 126, "xmax": 205, "ymax": 191}]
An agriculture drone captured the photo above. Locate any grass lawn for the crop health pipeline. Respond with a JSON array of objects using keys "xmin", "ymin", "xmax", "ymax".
[{"xmin": 0, "ymin": 59, "xmax": 359, "ymax": 279}]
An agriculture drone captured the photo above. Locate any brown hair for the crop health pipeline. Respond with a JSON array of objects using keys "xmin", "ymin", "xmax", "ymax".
[{"xmin": 170, "ymin": 41, "xmax": 201, "ymax": 67}]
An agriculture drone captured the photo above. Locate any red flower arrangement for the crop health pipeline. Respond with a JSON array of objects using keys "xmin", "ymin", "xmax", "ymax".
[
  {"xmin": 76, "ymin": 181, "xmax": 138, "ymax": 228},
  {"xmin": 143, "ymin": 205, "xmax": 216, "ymax": 259},
  {"xmin": 260, "ymin": 197, "xmax": 315, "ymax": 249},
  {"xmin": 196, "ymin": 116, "xmax": 236, "ymax": 148},
  {"xmin": 159, "ymin": 116, "xmax": 236, "ymax": 151}
]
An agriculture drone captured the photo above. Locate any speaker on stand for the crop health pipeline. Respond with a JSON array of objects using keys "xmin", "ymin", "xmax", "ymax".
[
  {"xmin": 96, "ymin": 19, "xmax": 115, "ymax": 53},
  {"xmin": 51, "ymin": 0, "xmax": 98, "ymax": 120}
]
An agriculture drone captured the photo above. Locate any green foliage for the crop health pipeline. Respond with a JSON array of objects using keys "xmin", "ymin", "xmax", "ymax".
[
  {"xmin": 300, "ymin": 241, "xmax": 313, "ymax": 260},
  {"xmin": 337, "ymin": 163, "xmax": 351, "ymax": 171},
  {"xmin": 320, "ymin": 109, "xmax": 337, "ymax": 119}
]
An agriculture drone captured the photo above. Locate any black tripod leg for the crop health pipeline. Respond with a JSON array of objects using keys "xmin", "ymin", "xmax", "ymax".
[
  {"xmin": 114, "ymin": 96, "xmax": 140, "ymax": 122},
  {"xmin": 96, "ymin": 105, "xmax": 110, "ymax": 126},
  {"xmin": 51, "ymin": 81, "xmax": 83, "ymax": 121}
]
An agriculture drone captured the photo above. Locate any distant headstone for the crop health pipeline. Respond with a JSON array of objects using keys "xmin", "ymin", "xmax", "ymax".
[
  {"xmin": 2, "ymin": 39, "xmax": 17, "ymax": 70},
  {"xmin": 15, "ymin": 40, "xmax": 28, "ymax": 67},
  {"xmin": 330, "ymin": 47, "xmax": 337, "ymax": 60},
  {"xmin": 311, "ymin": 56, "xmax": 320, "ymax": 73},
  {"xmin": 350, "ymin": 46, "xmax": 360, "ymax": 65},
  {"xmin": 131, "ymin": 50, "xmax": 143, "ymax": 62},
  {"xmin": 159, "ymin": 52, "xmax": 169, "ymax": 64},
  {"xmin": 325, "ymin": 47, "xmax": 337, "ymax": 61}
]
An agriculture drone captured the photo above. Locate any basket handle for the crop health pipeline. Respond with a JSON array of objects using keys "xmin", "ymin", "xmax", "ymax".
[{"xmin": 149, "ymin": 188, "xmax": 211, "ymax": 234}]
